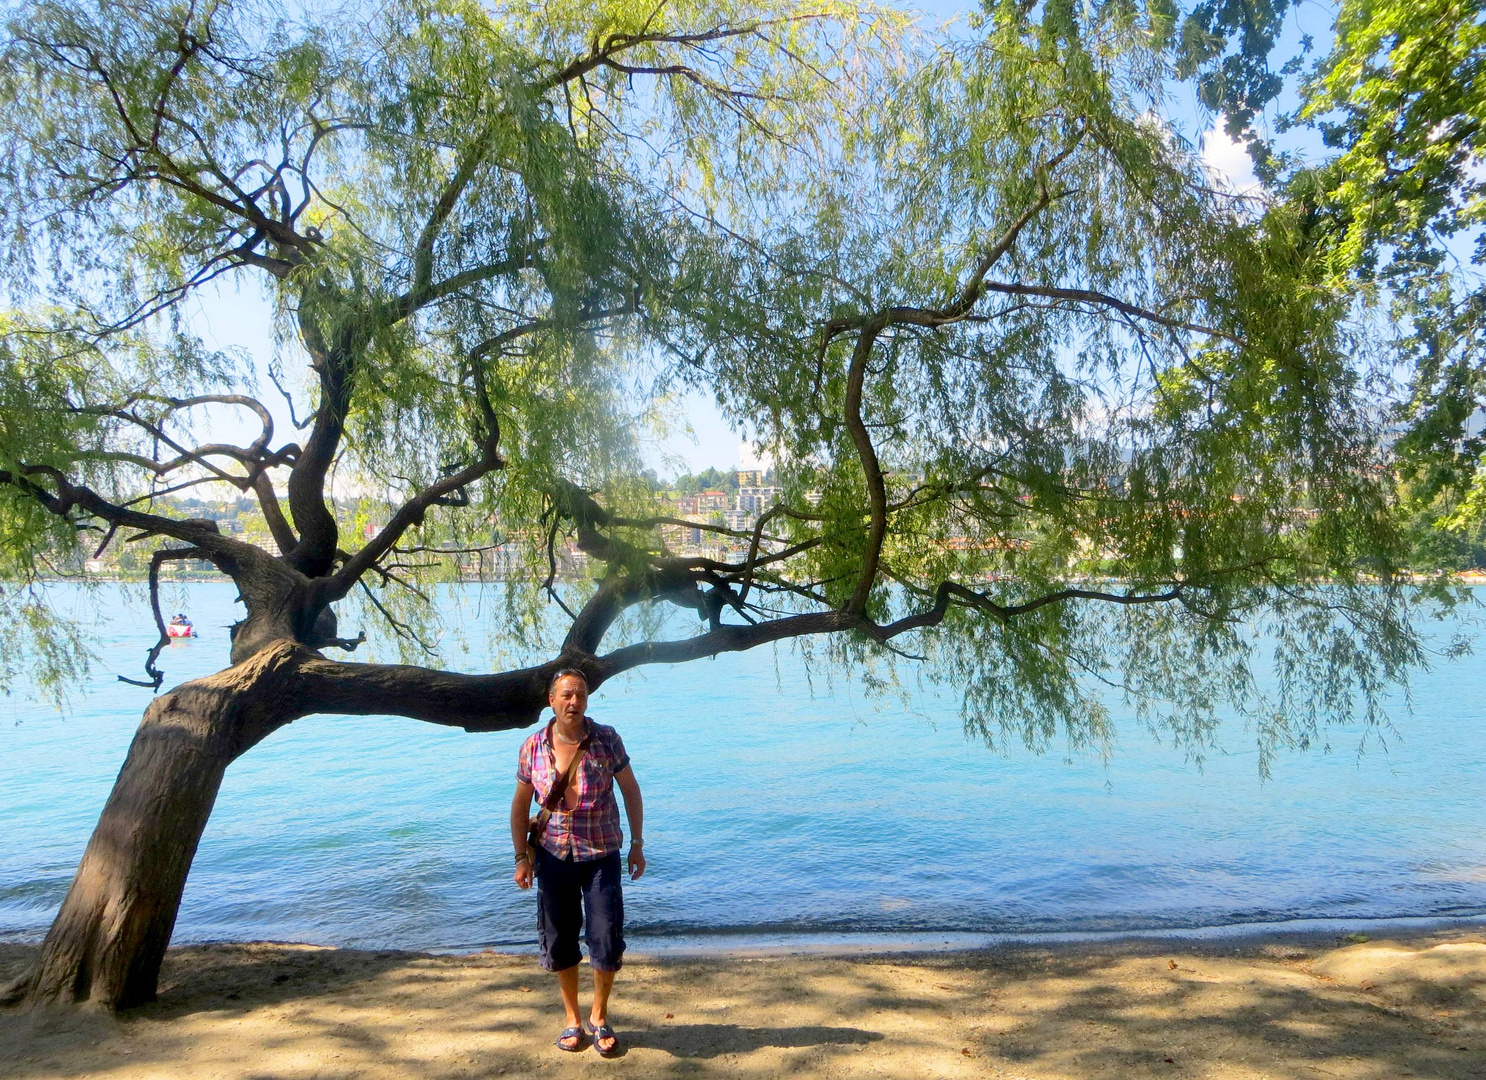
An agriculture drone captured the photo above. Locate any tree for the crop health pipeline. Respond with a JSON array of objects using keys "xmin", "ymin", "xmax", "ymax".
[
  {"xmin": 1288, "ymin": 0, "xmax": 1486, "ymax": 534},
  {"xmin": 0, "ymin": 0, "xmax": 1433, "ymax": 1011}
]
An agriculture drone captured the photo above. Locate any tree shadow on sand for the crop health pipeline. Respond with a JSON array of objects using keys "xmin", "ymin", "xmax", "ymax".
[{"xmin": 144, "ymin": 943, "xmax": 421, "ymax": 1020}]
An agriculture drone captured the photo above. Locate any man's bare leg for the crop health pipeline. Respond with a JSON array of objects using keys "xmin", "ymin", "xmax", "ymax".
[
  {"xmin": 589, "ymin": 968, "xmax": 616, "ymax": 1052},
  {"xmin": 556, "ymin": 966, "xmax": 583, "ymax": 1048}
]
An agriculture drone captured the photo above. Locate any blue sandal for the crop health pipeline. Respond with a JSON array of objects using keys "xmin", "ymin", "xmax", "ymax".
[
  {"xmin": 555, "ymin": 1026, "xmax": 585, "ymax": 1052},
  {"xmin": 585, "ymin": 1019, "xmax": 619, "ymax": 1057}
]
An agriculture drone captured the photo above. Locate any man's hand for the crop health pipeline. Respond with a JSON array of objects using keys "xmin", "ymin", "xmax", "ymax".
[
  {"xmin": 627, "ymin": 846, "xmax": 646, "ymax": 880},
  {"xmin": 514, "ymin": 857, "xmax": 533, "ymax": 890}
]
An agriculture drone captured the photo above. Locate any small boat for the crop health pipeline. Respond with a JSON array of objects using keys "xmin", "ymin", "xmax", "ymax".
[{"xmin": 166, "ymin": 614, "xmax": 195, "ymax": 639}]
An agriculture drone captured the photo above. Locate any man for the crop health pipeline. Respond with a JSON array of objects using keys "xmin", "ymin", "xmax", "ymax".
[{"xmin": 511, "ymin": 668, "xmax": 645, "ymax": 1055}]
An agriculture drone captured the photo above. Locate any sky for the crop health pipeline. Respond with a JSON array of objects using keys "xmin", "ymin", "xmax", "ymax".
[{"xmin": 180, "ymin": 0, "xmax": 1302, "ymax": 483}]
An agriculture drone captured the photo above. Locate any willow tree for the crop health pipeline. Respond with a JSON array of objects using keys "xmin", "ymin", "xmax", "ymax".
[{"xmin": 0, "ymin": 0, "xmax": 1431, "ymax": 1011}]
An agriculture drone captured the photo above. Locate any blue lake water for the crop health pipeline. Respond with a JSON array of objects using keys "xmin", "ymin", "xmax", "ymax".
[{"xmin": 3, "ymin": 582, "xmax": 1486, "ymax": 952}]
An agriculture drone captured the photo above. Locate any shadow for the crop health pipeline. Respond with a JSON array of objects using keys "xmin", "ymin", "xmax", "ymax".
[
  {"xmin": 2, "ymin": 942, "xmax": 552, "ymax": 1080},
  {"xmin": 142, "ymin": 942, "xmax": 417, "ymax": 1020},
  {"xmin": 1, "ymin": 934, "xmax": 1483, "ymax": 1080},
  {"xmin": 920, "ymin": 933, "xmax": 1486, "ymax": 1079},
  {"xmin": 0, "ymin": 945, "xmax": 36, "ymax": 993},
  {"xmin": 0, "ymin": 942, "xmax": 419, "ymax": 1021},
  {"xmin": 622, "ymin": 1022, "xmax": 883, "ymax": 1059}
]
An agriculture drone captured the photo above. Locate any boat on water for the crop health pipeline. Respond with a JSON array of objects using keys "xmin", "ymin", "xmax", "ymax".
[{"xmin": 166, "ymin": 613, "xmax": 195, "ymax": 639}]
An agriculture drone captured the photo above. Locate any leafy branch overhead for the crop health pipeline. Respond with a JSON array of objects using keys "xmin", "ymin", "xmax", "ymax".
[{"xmin": 0, "ymin": 0, "xmax": 1439, "ymax": 747}]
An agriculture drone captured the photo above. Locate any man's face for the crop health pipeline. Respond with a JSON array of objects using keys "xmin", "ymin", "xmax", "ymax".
[{"xmin": 549, "ymin": 675, "xmax": 588, "ymax": 724}]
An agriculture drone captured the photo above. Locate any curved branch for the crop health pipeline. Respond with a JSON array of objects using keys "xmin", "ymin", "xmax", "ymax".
[
  {"xmin": 268, "ymin": 574, "xmax": 1215, "ymax": 737},
  {"xmin": 537, "ymin": 22, "xmax": 768, "ymax": 92},
  {"xmin": 291, "ymin": 649, "xmax": 559, "ymax": 733},
  {"xmin": 861, "ymin": 580, "xmax": 1189, "ymax": 642},
  {"xmin": 0, "ymin": 465, "xmax": 303, "ymax": 610},
  {"xmin": 253, "ymin": 472, "xmax": 298, "ymax": 556},
  {"xmin": 597, "ymin": 609, "xmax": 853, "ymax": 676},
  {"xmin": 652, "ymin": 537, "xmax": 821, "ymax": 575},
  {"xmin": 562, "ymin": 568, "xmax": 703, "ymax": 655},
  {"xmin": 268, "ymin": 366, "xmax": 316, "ymax": 430},
  {"xmin": 284, "ymin": 316, "xmax": 353, "ymax": 576},
  {"xmin": 117, "ymin": 547, "xmax": 204, "ymax": 690},
  {"xmin": 843, "ymin": 317, "xmax": 888, "ymax": 612},
  {"xmin": 391, "ymin": 249, "xmax": 536, "ymax": 323},
  {"xmin": 323, "ymin": 450, "xmax": 504, "ymax": 604}
]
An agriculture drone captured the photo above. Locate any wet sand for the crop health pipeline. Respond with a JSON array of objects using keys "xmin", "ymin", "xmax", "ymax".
[{"xmin": 2, "ymin": 928, "xmax": 1484, "ymax": 1078}]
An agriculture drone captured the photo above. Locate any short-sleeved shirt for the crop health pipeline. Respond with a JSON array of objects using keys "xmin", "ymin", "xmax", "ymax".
[{"xmin": 517, "ymin": 718, "xmax": 630, "ymax": 861}]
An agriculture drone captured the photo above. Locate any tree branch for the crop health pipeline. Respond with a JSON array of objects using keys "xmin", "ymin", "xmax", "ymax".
[
  {"xmin": 561, "ymin": 568, "xmax": 704, "ymax": 655},
  {"xmin": 537, "ymin": 23, "xmax": 767, "ymax": 92},
  {"xmin": 977, "ymin": 282, "xmax": 1238, "ymax": 343},
  {"xmin": 116, "ymin": 547, "xmax": 205, "ymax": 690},
  {"xmin": 843, "ymin": 316, "xmax": 888, "ymax": 612},
  {"xmin": 283, "ymin": 315, "xmax": 354, "ymax": 576}
]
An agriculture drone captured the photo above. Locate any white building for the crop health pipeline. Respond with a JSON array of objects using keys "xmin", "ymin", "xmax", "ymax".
[{"xmin": 737, "ymin": 485, "xmax": 782, "ymax": 514}]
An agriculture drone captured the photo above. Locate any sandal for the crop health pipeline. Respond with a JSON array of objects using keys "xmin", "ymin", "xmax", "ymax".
[
  {"xmin": 585, "ymin": 1019, "xmax": 619, "ymax": 1057},
  {"xmin": 555, "ymin": 1026, "xmax": 585, "ymax": 1052}
]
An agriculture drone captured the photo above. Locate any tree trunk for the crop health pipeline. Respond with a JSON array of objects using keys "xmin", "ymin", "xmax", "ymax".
[{"xmin": 3, "ymin": 642, "xmax": 308, "ymax": 1010}]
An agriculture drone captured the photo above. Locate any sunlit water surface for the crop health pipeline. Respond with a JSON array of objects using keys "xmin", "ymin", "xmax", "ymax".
[{"xmin": 3, "ymin": 583, "xmax": 1485, "ymax": 951}]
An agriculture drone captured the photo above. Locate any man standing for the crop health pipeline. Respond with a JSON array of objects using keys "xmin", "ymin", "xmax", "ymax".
[{"xmin": 511, "ymin": 669, "xmax": 645, "ymax": 1055}]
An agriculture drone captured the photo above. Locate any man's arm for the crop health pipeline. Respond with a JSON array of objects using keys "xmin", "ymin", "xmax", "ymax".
[
  {"xmin": 615, "ymin": 764, "xmax": 645, "ymax": 880},
  {"xmin": 511, "ymin": 780, "xmax": 535, "ymax": 889}
]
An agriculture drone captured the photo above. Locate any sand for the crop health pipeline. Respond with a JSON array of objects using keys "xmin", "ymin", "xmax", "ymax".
[{"xmin": 2, "ymin": 928, "xmax": 1484, "ymax": 1079}]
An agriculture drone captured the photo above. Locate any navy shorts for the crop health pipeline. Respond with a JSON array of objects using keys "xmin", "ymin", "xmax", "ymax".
[{"xmin": 534, "ymin": 846, "xmax": 625, "ymax": 972}]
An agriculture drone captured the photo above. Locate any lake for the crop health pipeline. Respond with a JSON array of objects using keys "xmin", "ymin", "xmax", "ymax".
[{"xmin": 3, "ymin": 583, "xmax": 1485, "ymax": 952}]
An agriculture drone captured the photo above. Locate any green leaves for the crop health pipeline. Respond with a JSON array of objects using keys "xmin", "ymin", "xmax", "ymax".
[
  {"xmin": 1284, "ymin": 0, "xmax": 1486, "ymax": 535},
  {"xmin": 0, "ymin": 0, "xmax": 1448, "ymax": 768},
  {"xmin": 650, "ymin": 4, "xmax": 1434, "ymax": 759},
  {"xmin": 1301, "ymin": 0, "xmax": 1486, "ymax": 278}
]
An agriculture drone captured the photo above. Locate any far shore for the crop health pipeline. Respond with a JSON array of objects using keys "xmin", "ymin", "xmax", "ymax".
[
  {"xmin": 3, "ymin": 926, "xmax": 1483, "ymax": 1079},
  {"xmin": 48, "ymin": 569, "xmax": 1486, "ymax": 588}
]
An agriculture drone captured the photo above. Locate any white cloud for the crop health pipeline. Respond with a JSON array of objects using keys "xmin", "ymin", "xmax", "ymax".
[
  {"xmin": 1200, "ymin": 122, "xmax": 1262, "ymax": 197},
  {"xmin": 738, "ymin": 439, "xmax": 773, "ymax": 472}
]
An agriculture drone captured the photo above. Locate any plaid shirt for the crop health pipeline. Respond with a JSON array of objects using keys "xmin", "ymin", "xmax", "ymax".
[{"xmin": 517, "ymin": 718, "xmax": 631, "ymax": 861}]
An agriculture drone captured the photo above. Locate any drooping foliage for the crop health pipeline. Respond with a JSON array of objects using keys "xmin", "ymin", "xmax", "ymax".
[
  {"xmin": 626, "ymin": 2, "xmax": 1445, "ymax": 768},
  {"xmin": 1254, "ymin": 0, "xmax": 1486, "ymax": 553},
  {"xmin": 0, "ymin": 0, "xmax": 1444, "ymax": 767}
]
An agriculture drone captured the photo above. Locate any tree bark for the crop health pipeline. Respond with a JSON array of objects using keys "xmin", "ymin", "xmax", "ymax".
[{"xmin": 2, "ymin": 642, "xmax": 310, "ymax": 1010}]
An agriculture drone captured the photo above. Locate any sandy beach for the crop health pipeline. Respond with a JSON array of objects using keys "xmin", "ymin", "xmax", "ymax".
[{"xmin": 2, "ymin": 928, "xmax": 1483, "ymax": 1079}]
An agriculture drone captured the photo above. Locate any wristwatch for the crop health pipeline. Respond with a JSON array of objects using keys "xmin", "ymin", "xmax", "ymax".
[{"xmin": 631, "ymin": 838, "xmax": 644, "ymax": 848}]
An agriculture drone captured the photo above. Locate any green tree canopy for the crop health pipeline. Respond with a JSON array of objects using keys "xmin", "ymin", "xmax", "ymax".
[{"xmin": 1274, "ymin": 0, "xmax": 1486, "ymax": 543}]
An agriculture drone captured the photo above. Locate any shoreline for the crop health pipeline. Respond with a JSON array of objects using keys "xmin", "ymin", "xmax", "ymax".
[
  {"xmin": 430, "ymin": 911, "xmax": 1486, "ymax": 958},
  {"xmin": 8, "ymin": 910, "xmax": 1485, "ymax": 959},
  {"xmin": 5, "ymin": 925, "xmax": 1485, "ymax": 1078}
]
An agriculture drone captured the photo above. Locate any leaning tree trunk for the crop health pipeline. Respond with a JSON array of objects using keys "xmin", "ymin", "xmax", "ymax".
[{"xmin": 2, "ymin": 641, "xmax": 309, "ymax": 1010}]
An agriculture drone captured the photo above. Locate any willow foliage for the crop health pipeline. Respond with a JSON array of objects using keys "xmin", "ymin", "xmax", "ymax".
[
  {"xmin": 0, "ymin": 0, "xmax": 889, "ymax": 665},
  {"xmin": 0, "ymin": 0, "xmax": 1448, "ymax": 770},
  {"xmin": 638, "ymin": 3, "xmax": 1448, "ymax": 767}
]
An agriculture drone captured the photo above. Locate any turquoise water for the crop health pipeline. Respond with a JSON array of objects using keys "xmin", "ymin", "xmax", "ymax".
[{"xmin": 3, "ymin": 583, "xmax": 1486, "ymax": 951}]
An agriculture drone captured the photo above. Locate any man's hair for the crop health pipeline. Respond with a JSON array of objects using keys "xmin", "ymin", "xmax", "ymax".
[{"xmin": 547, "ymin": 667, "xmax": 589, "ymax": 693}]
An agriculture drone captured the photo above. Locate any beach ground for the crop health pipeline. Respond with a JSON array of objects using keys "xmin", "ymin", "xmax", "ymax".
[{"xmin": 2, "ymin": 929, "xmax": 1483, "ymax": 1079}]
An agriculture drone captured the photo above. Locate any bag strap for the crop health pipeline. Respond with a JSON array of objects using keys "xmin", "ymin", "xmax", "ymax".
[
  {"xmin": 530, "ymin": 722, "xmax": 590, "ymax": 839},
  {"xmin": 542, "ymin": 725, "xmax": 590, "ymax": 810}
]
